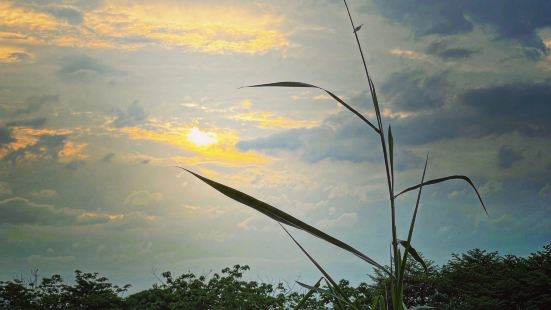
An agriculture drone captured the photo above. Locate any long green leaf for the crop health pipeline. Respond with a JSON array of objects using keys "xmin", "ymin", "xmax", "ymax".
[
  {"xmin": 388, "ymin": 125, "xmax": 394, "ymax": 190},
  {"xmin": 244, "ymin": 81, "xmax": 380, "ymax": 134},
  {"xmin": 394, "ymin": 175, "xmax": 488, "ymax": 215},
  {"xmin": 294, "ymin": 278, "xmax": 323, "ymax": 310},
  {"xmin": 399, "ymin": 155, "xmax": 429, "ymax": 286},
  {"xmin": 178, "ymin": 167, "xmax": 389, "ymax": 274},
  {"xmin": 323, "ymin": 278, "xmax": 347, "ymax": 310},
  {"xmin": 279, "ymin": 224, "xmax": 355, "ymax": 308},
  {"xmin": 371, "ymin": 295, "xmax": 386, "ymax": 310},
  {"xmin": 398, "ymin": 240, "xmax": 428, "ymax": 273}
]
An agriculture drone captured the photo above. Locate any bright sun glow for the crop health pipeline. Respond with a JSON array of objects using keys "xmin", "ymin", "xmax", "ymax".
[{"xmin": 186, "ymin": 127, "xmax": 217, "ymax": 146}]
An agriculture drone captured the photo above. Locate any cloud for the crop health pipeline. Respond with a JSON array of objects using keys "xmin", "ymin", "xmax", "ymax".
[
  {"xmin": 371, "ymin": 0, "xmax": 551, "ymax": 59},
  {"xmin": 42, "ymin": 5, "xmax": 84, "ymax": 25},
  {"xmin": 425, "ymin": 39, "xmax": 477, "ymax": 60},
  {"xmin": 112, "ymin": 101, "xmax": 147, "ymax": 128},
  {"xmin": 0, "ymin": 46, "xmax": 34, "ymax": 63},
  {"xmin": 0, "ymin": 127, "xmax": 72, "ymax": 161},
  {"xmin": 57, "ymin": 55, "xmax": 122, "ymax": 80},
  {"xmin": 388, "ymin": 78, "xmax": 551, "ymax": 144},
  {"xmin": 381, "ymin": 70, "xmax": 449, "ymax": 112},
  {"xmin": 64, "ymin": 159, "xmax": 86, "ymax": 170},
  {"xmin": 0, "ymin": 1, "xmax": 290, "ymax": 54},
  {"xmin": 14, "ymin": 95, "xmax": 59, "ymax": 115},
  {"xmin": 498, "ymin": 146, "xmax": 523, "ymax": 169},
  {"xmin": 389, "ymin": 48, "xmax": 432, "ymax": 62},
  {"xmin": 232, "ymin": 112, "xmax": 319, "ymax": 129},
  {"xmin": 124, "ymin": 190, "xmax": 163, "ymax": 207},
  {"xmin": 100, "ymin": 152, "xmax": 116, "ymax": 162},
  {"xmin": 0, "ymin": 197, "xmax": 112, "ymax": 225},
  {"xmin": 316, "ymin": 212, "xmax": 358, "ymax": 229},
  {"xmin": 237, "ymin": 111, "xmax": 380, "ymax": 163},
  {"xmin": 4, "ymin": 133, "xmax": 68, "ymax": 163},
  {"xmin": 238, "ymin": 75, "xmax": 551, "ymax": 165},
  {"xmin": 58, "ymin": 141, "xmax": 88, "ymax": 160},
  {"xmin": 6, "ymin": 117, "xmax": 47, "ymax": 128},
  {"xmin": 479, "ymin": 180, "xmax": 503, "ymax": 195},
  {"xmin": 0, "ymin": 182, "xmax": 12, "ymax": 196},
  {"xmin": 30, "ymin": 189, "xmax": 57, "ymax": 198},
  {"xmin": 0, "ymin": 127, "xmax": 14, "ymax": 145}
]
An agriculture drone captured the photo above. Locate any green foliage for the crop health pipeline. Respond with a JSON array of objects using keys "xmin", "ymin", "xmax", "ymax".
[
  {"xmin": 1, "ymin": 245, "xmax": 550, "ymax": 309},
  {"xmin": 0, "ymin": 270, "xmax": 129, "ymax": 310},
  {"xmin": 126, "ymin": 265, "xmax": 287, "ymax": 310}
]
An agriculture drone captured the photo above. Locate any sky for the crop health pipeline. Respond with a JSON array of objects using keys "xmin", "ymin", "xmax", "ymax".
[{"xmin": 1, "ymin": 0, "xmax": 550, "ymax": 291}]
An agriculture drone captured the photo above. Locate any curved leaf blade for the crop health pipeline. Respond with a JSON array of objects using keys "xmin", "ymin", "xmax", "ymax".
[
  {"xmin": 178, "ymin": 167, "xmax": 389, "ymax": 274},
  {"xmin": 394, "ymin": 175, "xmax": 488, "ymax": 215},
  {"xmin": 294, "ymin": 278, "xmax": 323, "ymax": 310},
  {"xmin": 398, "ymin": 240, "xmax": 428, "ymax": 273},
  {"xmin": 244, "ymin": 81, "xmax": 380, "ymax": 134},
  {"xmin": 280, "ymin": 223, "xmax": 352, "ymax": 307}
]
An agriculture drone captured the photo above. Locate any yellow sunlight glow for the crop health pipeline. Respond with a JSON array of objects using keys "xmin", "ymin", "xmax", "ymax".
[
  {"xmin": 187, "ymin": 127, "xmax": 217, "ymax": 147},
  {"xmin": 120, "ymin": 123, "xmax": 268, "ymax": 166}
]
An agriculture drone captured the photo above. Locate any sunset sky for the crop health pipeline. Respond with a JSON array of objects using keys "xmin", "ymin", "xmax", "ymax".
[{"xmin": 1, "ymin": 0, "xmax": 550, "ymax": 290}]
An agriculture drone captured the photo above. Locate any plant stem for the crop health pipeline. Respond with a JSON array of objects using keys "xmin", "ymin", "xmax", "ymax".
[{"xmin": 343, "ymin": 0, "xmax": 400, "ymax": 307}]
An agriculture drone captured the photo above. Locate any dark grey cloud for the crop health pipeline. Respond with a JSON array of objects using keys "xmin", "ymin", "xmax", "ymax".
[
  {"xmin": 381, "ymin": 70, "xmax": 449, "ymax": 112},
  {"xmin": 100, "ymin": 152, "xmax": 116, "ymax": 163},
  {"xmin": 15, "ymin": 95, "xmax": 58, "ymax": 115},
  {"xmin": 238, "ymin": 111, "xmax": 387, "ymax": 164},
  {"xmin": 6, "ymin": 117, "xmax": 47, "ymax": 128},
  {"xmin": 0, "ymin": 197, "xmax": 111, "ymax": 225},
  {"xmin": 57, "ymin": 55, "xmax": 121, "ymax": 80},
  {"xmin": 237, "ymin": 110, "xmax": 425, "ymax": 167},
  {"xmin": 0, "ymin": 197, "xmax": 75, "ymax": 225},
  {"xmin": 238, "ymin": 75, "xmax": 551, "ymax": 164},
  {"xmin": 0, "ymin": 127, "xmax": 13, "ymax": 146},
  {"xmin": 425, "ymin": 39, "xmax": 477, "ymax": 60},
  {"xmin": 498, "ymin": 146, "xmax": 523, "ymax": 169},
  {"xmin": 458, "ymin": 80, "xmax": 551, "ymax": 136},
  {"xmin": 113, "ymin": 101, "xmax": 147, "ymax": 128},
  {"xmin": 391, "ymin": 79, "xmax": 551, "ymax": 145},
  {"xmin": 371, "ymin": 0, "xmax": 551, "ymax": 59}
]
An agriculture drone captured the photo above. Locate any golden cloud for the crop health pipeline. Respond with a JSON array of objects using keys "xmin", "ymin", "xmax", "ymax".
[
  {"xmin": 232, "ymin": 112, "xmax": 319, "ymax": 128},
  {"xmin": 0, "ymin": 1, "xmax": 290, "ymax": 54},
  {"xmin": 0, "ymin": 127, "xmax": 79, "ymax": 162},
  {"xmin": 0, "ymin": 46, "xmax": 34, "ymax": 63},
  {"xmin": 58, "ymin": 141, "xmax": 88, "ymax": 161}
]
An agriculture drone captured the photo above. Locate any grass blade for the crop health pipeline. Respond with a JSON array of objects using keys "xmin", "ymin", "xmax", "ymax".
[
  {"xmin": 399, "ymin": 155, "xmax": 429, "ymax": 283},
  {"xmin": 398, "ymin": 240, "xmax": 428, "ymax": 273},
  {"xmin": 323, "ymin": 278, "xmax": 347, "ymax": 310},
  {"xmin": 371, "ymin": 295, "xmax": 386, "ymax": 310},
  {"xmin": 279, "ymin": 224, "xmax": 355, "ymax": 308},
  {"xmin": 394, "ymin": 175, "xmax": 488, "ymax": 215},
  {"xmin": 244, "ymin": 81, "xmax": 380, "ymax": 134},
  {"xmin": 179, "ymin": 167, "xmax": 389, "ymax": 274},
  {"xmin": 388, "ymin": 125, "xmax": 394, "ymax": 190},
  {"xmin": 294, "ymin": 278, "xmax": 323, "ymax": 310}
]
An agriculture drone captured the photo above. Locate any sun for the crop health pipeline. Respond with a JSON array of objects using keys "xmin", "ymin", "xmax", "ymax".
[{"xmin": 186, "ymin": 127, "xmax": 217, "ymax": 147}]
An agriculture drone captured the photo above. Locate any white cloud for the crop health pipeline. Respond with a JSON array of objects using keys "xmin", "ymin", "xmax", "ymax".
[
  {"xmin": 124, "ymin": 190, "xmax": 163, "ymax": 207},
  {"xmin": 316, "ymin": 212, "xmax": 358, "ymax": 229},
  {"xmin": 30, "ymin": 189, "xmax": 57, "ymax": 198}
]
